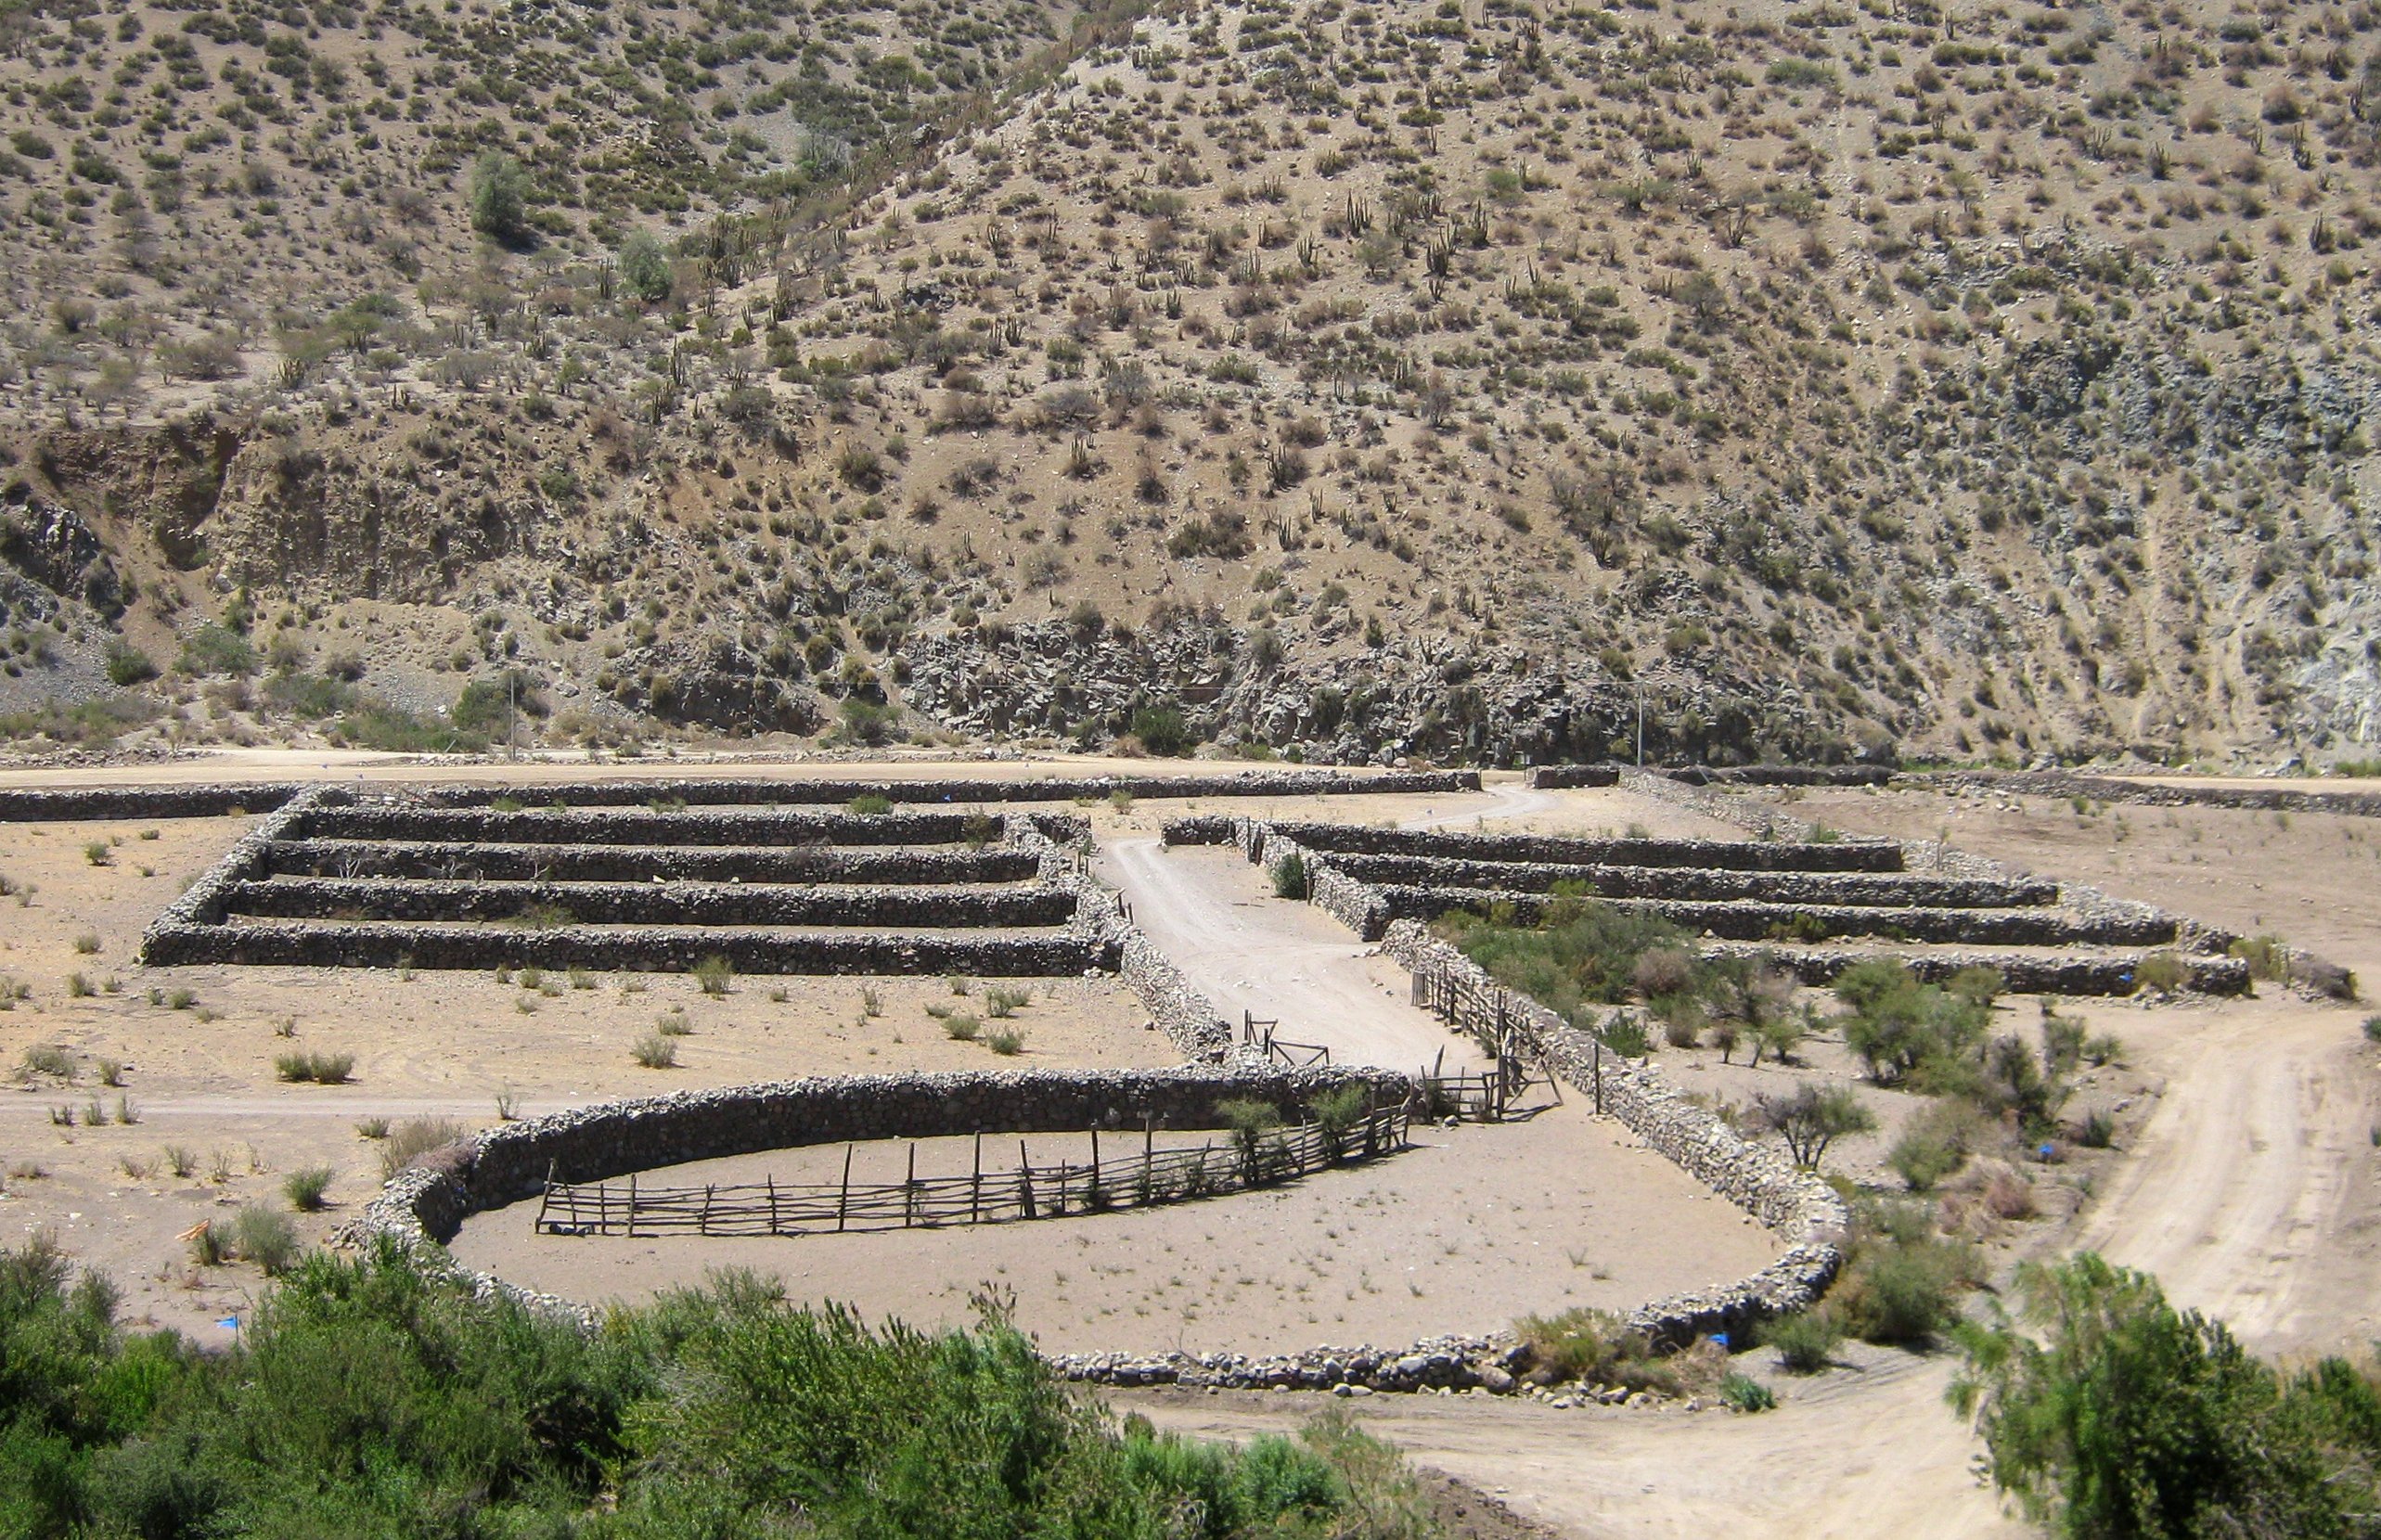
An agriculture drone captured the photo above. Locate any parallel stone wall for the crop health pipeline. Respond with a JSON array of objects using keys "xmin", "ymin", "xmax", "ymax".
[
  {"xmin": 1381, "ymin": 922, "xmax": 1847, "ymax": 1348},
  {"xmin": 0, "ymin": 784, "xmax": 306, "ymax": 822},
  {"xmin": 144, "ymin": 919, "xmax": 1106, "ymax": 975},
  {"xmin": 1701, "ymin": 941, "xmax": 2250, "ymax": 996},
  {"xmin": 219, "ymin": 876, "xmax": 1075, "ymax": 930},
  {"xmin": 264, "ymin": 840, "xmax": 1043, "ymax": 886},
  {"xmin": 297, "ymin": 804, "xmax": 999, "ymax": 848},
  {"xmin": 1322, "ymin": 852, "xmax": 2058, "ymax": 908},
  {"xmin": 1924, "ymin": 769, "xmax": 2381, "ymax": 820},
  {"xmin": 413, "ymin": 769, "xmax": 1482, "ymax": 809},
  {"xmin": 1256, "ymin": 819, "xmax": 1907, "ymax": 872},
  {"xmin": 1364, "ymin": 884, "xmax": 2177, "ymax": 946}
]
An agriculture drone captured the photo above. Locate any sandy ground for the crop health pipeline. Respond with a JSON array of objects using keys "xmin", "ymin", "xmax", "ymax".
[
  {"xmin": 0, "ymin": 813, "xmax": 1167, "ymax": 1338},
  {"xmin": 454, "ymin": 1097, "xmax": 1782, "ymax": 1357}
]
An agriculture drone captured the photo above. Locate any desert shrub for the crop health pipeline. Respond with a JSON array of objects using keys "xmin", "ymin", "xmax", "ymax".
[
  {"xmin": 1888, "ymin": 1097, "xmax": 1992, "ymax": 1190},
  {"xmin": 175, "ymin": 621, "xmax": 257, "ymax": 677},
  {"xmin": 985, "ymin": 986, "xmax": 1030, "ymax": 1019},
  {"xmin": 1826, "ymin": 1203, "xmax": 1979, "ymax": 1347},
  {"xmin": 2134, "ymin": 950, "xmax": 2190, "ymax": 995},
  {"xmin": 1598, "ymin": 1010, "xmax": 1651, "ymax": 1058},
  {"xmin": 2229, "ymin": 934, "xmax": 2290, "ymax": 981},
  {"xmin": 1954, "ymin": 1253, "xmax": 2381, "ymax": 1539},
  {"xmin": 845, "ymin": 791, "xmax": 894, "ymax": 815},
  {"xmin": 985, "ymin": 1029, "xmax": 1026, "ymax": 1056},
  {"xmin": 282, "ymin": 1168, "xmax": 333, "ymax": 1212},
  {"xmin": 1631, "ymin": 945, "xmax": 1697, "ymax": 998},
  {"xmin": 690, "ymin": 955, "xmax": 734, "ymax": 995},
  {"xmin": 230, "ymin": 1205, "xmax": 300, "ymax": 1275},
  {"xmin": 274, "ymin": 1051, "xmax": 353, "ymax": 1084},
  {"xmin": 1754, "ymin": 1083, "xmax": 1877, "ymax": 1171},
  {"xmin": 2364, "ymin": 1015, "xmax": 2381, "ymax": 1044},
  {"xmin": 1718, "ymin": 1372, "xmax": 1775, "ymax": 1412},
  {"xmin": 21, "ymin": 1044, "xmax": 74, "ymax": 1079},
  {"xmin": 1834, "ymin": 961, "xmax": 1994, "ymax": 1088},
  {"xmin": 1514, "ymin": 1308, "xmax": 1675, "ymax": 1393},
  {"xmin": 1760, "ymin": 1310, "xmax": 1842, "ymax": 1373},
  {"xmin": 468, "ymin": 149, "xmax": 531, "ymax": 241},
  {"xmin": 943, "ymin": 1012, "xmax": 982, "ymax": 1041},
  {"xmin": 632, "ymin": 1033, "xmax": 678, "ymax": 1068},
  {"xmin": 103, "ymin": 639, "xmax": 157, "ymax": 686},
  {"xmin": 618, "ymin": 229, "xmax": 675, "ymax": 302},
  {"xmin": 1439, "ymin": 896, "xmax": 1691, "ymax": 1018},
  {"xmin": 1269, "ymin": 851, "xmax": 1308, "ymax": 898},
  {"xmin": 377, "ymin": 1117, "xmax": 468, "ymax": 1180},
  {"xmin": 1130, "ymin": 704, "xmax": 1192, "ymax": 756}
]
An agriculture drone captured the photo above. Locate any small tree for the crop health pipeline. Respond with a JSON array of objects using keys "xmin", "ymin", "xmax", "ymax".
[
  {"xmin": 469, "ymin": 150, "xmax": 531, "ymax": 243},
  {"xmin": 1216, "ymin": 1097, "xmax": 1282, "ymax": 1181},
  {"xmin": 619, "ymin": 230, "xmax": 675, "ymax": 303},
  {"xmin": 1755, "ymin": 1083, "xmax": 1877, "ymax": 1170}
]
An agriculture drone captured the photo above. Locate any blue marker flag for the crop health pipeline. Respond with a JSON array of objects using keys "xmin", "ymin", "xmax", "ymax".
[{"xmin": 215, "ymin": 1316, "xmax": 240, "ymax": 1330}]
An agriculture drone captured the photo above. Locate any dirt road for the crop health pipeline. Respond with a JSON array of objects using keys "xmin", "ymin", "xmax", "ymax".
[
  {"xmin": 1100, "ymin": 839, "xmax": 1481, "ymax": 1072},
  {"xmin": 1119, "ymin": 1343, "xmax": 2024, "ymax": 1540},
  {"xmin": 2069, "ymin": 1000, "xmax": 2381, "ymax": 1356}
]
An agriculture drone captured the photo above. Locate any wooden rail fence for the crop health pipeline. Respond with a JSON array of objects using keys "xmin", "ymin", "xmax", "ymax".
[{"xmin": 533, "ymin": 1104, "xmax": 1409, "ymax": 1238}]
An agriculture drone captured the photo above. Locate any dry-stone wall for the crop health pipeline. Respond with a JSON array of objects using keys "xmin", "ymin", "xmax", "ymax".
[
  {"xmin": 351, "ymin": 1065, "xmax": 1405, "ymax": 1245},
  {"xmin": 1523, "ymin": 765, "xmax": 1622, "ymax": 789},
  {"xmin": 1382, "ymin": 922, "xmax": 1847, "ymax": 1348},
  {"xmin": 1361, "ymin": 886, "xmax": 2177, "ymax": 947},
  {"xmin": 299, "ymin": 804, "xmax": 997, "ymax": 848},
  {"xmin": 1321, "ymin": 852, "xmax": 2058, "ymax": 908},
  {"xmin": 414, "ymin": 769, "xmax": 1481, "ymax": 809},
  {"xmin": 216, "ymin": 875, "xmax": 1074, "ymax": 929},
  {"xmin": 264, "ymin": 840, "xmax": 1043, "ymax": 886},
  {"xmin": 1702, "ymin": 941, "xmax": 2249, "ymax": 995},
  {"xmin": 1255, "ymin": 819, "xmax": 1907, "ymax": 872},
  {"xmin": 0, "ymin": 783, "xmax": 307, "ymax": 822}
]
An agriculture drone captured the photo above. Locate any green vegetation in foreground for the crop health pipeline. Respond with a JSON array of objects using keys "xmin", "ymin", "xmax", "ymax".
[
  {"xmin": 0, "ymin": 1238, "xmax": 1440, "ymax": 1539},
  {"xmin": 1955, "ymin": 1252, "xmax": 2381, "ymax": 1539}
]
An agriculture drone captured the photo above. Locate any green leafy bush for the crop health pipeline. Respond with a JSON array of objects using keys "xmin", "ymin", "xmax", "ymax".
[
  {"xmin": 1269, "ymin": 851, "xmax": 1309, "ymax": 898},
  {"xmin": 174, "ymin": 622, "xmax": 257, "ymax": 677},
  {"xmin": 1759, "ymin": 1311, "xmax": 1842, "ymax": 1373},
  {"xmin": 1514, "ymin": 1308, "xmax": 1676, "ymax": 1394},
  {"xmin": 1954, "ymin": 1253, "xmax": 2381, "ymax": 1538}
]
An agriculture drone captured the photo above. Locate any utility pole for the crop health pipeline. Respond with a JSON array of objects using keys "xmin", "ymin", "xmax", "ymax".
[{"xmin": 1636, "ymin": 683, "xmax": 1644, "ymax": 769}]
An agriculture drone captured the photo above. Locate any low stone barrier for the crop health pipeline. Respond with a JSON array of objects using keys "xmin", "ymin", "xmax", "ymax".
[
  {"xmin": 1383, "ymin": 922, "xmax": 1847, "ymax": 1348},
  {"xmin": 1699, "ymin": 942, "xmax": 2251, "ymax": 997},
  {"xmin": 1256, "ymin": 819, "xmax": 1906, "ymax": 873},
  {"xmin": 0, "ymin": 783, "xmax": 307, "ymax": 822},
  {"xmin": 352, "ymin": 1065, "xmax": 1408, "ymax": 1245},
  {"xmin": 414, "ymin": 769, "xmax": 1483, "ymax": 809},
  {"xmin": 147, "ymin": 787, "xmax": 340, "ymax": 928},
  {"xmin": 1160, "ymin": 815, "xmax": 1239, "ymax": 846},
  {"xmin": 1523, "ymin": 765, "xmax": 1622, "ymax": 789},
  {"xmin": 218, "ymin": 877, "xmax": 1075, "ymax": 930},
  {"xmin": 1321, "ymin": 852, "xmax": 2058, "ymax": 909},
  {"xmin": 144, "ymin": 919, "xmax": 1106, "ymax": 975},
  {"xmin": 1367, "ymin": 885, "xmax": 2177, "ymax": 947},
  {"xmin": 299, "ymin": 804, "xmax": 998, "ymax": 848},
  {"xmin": 1924, "ymin": 769, "xmax": 2381, "ymax": 820},
  {"xmin": 263, "ymin": 839, "xmax": 1044, "ymax": 886},
  {"xmin": 1668, "ymin": 765, "xmax": 1895, "ymax": 788}
]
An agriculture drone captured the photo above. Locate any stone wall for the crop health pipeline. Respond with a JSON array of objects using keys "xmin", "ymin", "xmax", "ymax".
[
  {"xmin": 1255, "ymin": 819, "xmax": 1907, "ymax": 872},
  {"xmin": 1524, "ymin": 765, "xmax": 1622, "ymax": 789},
  {"xmin": 1700, "ymin": 941, "xmax": 2250, "ymax": 996},
  {"xmin": 147, "ymin": 786, "xmax": 339, "ymax": 929},
  {"xmin": 1381, "ymin": 922, "xmax": 1847, "ymax": 1348},
  {"xmin": 144, "ymin": 919, "xmax": 1106, "ymax": 975},
  {"xmin": 218, "ymin": 876, "xmax": 1075, "ymax": 930},
  {"xmin": 264, "ymin": 839, "xmax": 1044, "ymax": 886},
  {"xmin": 297, "ymin": 804, "xmax": 1001, "ymax": 848},
  {"xmin": 353, "ymin": 1064, "xmax": 1409, "ymax": 1243},
  {"xmin": 1667, "ymin": 765, "xmax": 1895, "ymax": 788},
  {"xmin": 1363, "ymin": 885, "xmax": 2177, "ymax": 946},
  {"xmin": 1924, "ymin": 769, "xmax": 2381, "ymax": 820},
  {"xmin": 413, "ymin": 769, "xmax": 1483, "ymax": 809},
  {"xmin": 1320, "ymin": 852, "xmax": 2059, "ymax": 908},
  {"xmin": 0, "ymin": 783, "xmax": 305, "ymax": 822}
]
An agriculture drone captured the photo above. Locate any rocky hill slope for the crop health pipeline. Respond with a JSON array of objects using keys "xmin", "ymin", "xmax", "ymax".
[{"xmin": 0, "ymin": 0, "xmax": 2375, "ymax": 766}]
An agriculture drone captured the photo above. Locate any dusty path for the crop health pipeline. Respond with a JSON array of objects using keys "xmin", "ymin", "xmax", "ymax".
[
  {"xmin": 2069, "ymin": 1001, "xmax": 2381, "ymax": 1355},
  {"xmin": 1118, "ymin": 1345, "xmax": 2023, "ymax": 1540},
  {"xmin": 1100, "ymin": 838, "xmax": 1478, "ymax": 1072}
]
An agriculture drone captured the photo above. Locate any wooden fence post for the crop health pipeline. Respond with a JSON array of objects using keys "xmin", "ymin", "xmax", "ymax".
[
  {"xmin": 701, "ymin": 1184, "xmax": 714, "ymax": 1236},
  {"xmin": 1019, "ymin": 1140, "xmax": 1036, "ymax": 1219},
  {"xmin": 1089, "ymin": 1126, "xmax": 1101, "ymax": 1203},
  {"xmin": 904, "ymin": 1142, "xmax": 918, "ymax": 1228},
  {"xmin": 768, "ymin": 1176, "xmax": 779, "ymax": 1235},
  {"xmin": 626, "ymin": 1173, "xmax": 637, "ymax": 1239},
  {"xmin": 837, "ymin": 1144, "xmax": 853, "ymax": 1232},
  {"xmin": 971, "ymin": 1131, "xmax": 983, "ymax": 1225}
]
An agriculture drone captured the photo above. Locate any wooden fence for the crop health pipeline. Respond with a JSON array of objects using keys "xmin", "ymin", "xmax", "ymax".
[
  {"xmin": 533, "ymin": 1104, "xmax": 1409, "ymax": 1238},
  {"xmin": 1242, "ymin": 1009, "xmax": 1332, "ymax": 1067}
]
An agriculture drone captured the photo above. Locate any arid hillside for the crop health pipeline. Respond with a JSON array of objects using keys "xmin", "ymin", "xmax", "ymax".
[{"xmin": 0, "ymin": 0, "xmax": 2375, "ymax": 766}]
